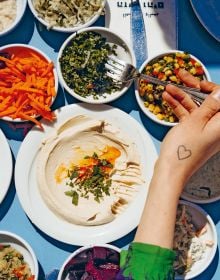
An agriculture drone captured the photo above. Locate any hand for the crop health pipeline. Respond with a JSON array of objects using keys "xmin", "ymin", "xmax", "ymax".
[{"xmin": 159, "ymin": 69, "xmax": 220, "ymax": 191}]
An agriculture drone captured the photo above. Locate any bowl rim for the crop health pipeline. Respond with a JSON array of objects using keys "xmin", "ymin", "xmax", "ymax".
[
  {"xmin": 57, "ymin": 26, "xmax": 136, "ymax": 104},
  {"xmin": 176, "ymin": 200, "xmax": 217, "ymax": 279},
  {"xmin": 135, "ymin": 49, "xmax": 211, "ymax": 127},
  {"xmin": 0, "ymin": 43, "xmax": 58, "ymax": 122},
  {"xmin": 27, "ymin": 0, "xmax": 107, "ymax": 33},
  {"xmin": 0, "ymin": 230, "xmax": 39, "ymax": 278},
  {"xmin": 57, "ymin": 243, "xmax": 121, "ymax": 280},
  {"xmin": 0, "ymin": 0, "xmax": 28, "ymax": 37},
  {"xmin": 181, "ymin": 190, "xmax": 220, "ymax": 204}
]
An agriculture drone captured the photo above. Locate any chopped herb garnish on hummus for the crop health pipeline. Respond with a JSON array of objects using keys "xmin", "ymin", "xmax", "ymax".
[
  {"xmin": 65, "ymin": 152, "xmax": 113, "ymax": 205},
  {"xmin": 60, "ymin": 31, "xmax": 121, "ymax": 99}
]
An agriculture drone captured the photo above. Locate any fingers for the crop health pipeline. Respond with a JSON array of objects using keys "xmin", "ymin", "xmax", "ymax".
[
  {"xmin": 195, "ymin": 88, "xmax": 220, "ymax": 124},
  {"xmin": 200, "ymin": 80, "xmax": 217, "ymax": 92},
  {"xmin": 162, "ymin": 91, "xmax": 189, "ymax": 121},
  {"xmin": 177, "ymin": 69, "xmax": 200, "ymax": 89},
  {"xmin": 165, "ymin": 84, "xmax": 198, "ymax": 113},
  {"xmin": 178, "ymin": 69, "xmax": 217, "ymax": 93}
]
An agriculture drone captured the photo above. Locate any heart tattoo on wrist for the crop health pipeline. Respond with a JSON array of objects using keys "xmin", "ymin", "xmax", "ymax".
[{"xmin": 177, "ymin": 145, "xmax": 192, "ymax": 160}]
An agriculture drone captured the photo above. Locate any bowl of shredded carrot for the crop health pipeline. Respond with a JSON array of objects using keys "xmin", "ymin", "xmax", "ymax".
[{"xmin": 0, "ymin": 44, "xmax": 58, "ymax": 128}]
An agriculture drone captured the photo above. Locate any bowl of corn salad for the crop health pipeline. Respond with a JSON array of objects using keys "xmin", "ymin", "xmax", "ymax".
[{"xmin": 135, "ymin": 50, "xmax": 211, "ymax": 126}]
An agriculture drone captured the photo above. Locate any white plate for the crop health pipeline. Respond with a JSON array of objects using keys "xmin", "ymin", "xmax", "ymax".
[
  {"xmin": 0, "ymin": 129, "xmax": 13, "ymax": 204},
  {"xmin": 15, "ymin": 103, "xmax": 157, "ymax": 245},
  {"xmin": 190, "ymin": 0, "xmax": 220, "ymax": 42},
  {"xmin": 175, "ymin": 201, "xmax": 217, "ymax": 279}
]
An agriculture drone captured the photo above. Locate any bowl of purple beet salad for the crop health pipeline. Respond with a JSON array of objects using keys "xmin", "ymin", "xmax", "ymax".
[{"xmin": 58, "ymin": 245, "xmax": 121, "ymax": 280}]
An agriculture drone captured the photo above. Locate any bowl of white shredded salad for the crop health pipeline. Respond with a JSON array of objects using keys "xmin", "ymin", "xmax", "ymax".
[
  {"xmin": 174, "ymin": 201, "xmax": 217, "ymax": 279},
  {"xmin": 28, "ymin": 0, "xmax": 106, "ymax": 33}
]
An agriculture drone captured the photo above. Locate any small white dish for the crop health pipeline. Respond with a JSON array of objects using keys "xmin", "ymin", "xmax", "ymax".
[
  {"xmin": 181, "ymin": 152, "xmax": 220, "ymax": 204},
  {"xmin": 57, "ymin": 27, "xmax": 135, "ymax": 104},
  {"xmin": 175, "ymin": 200, "xmax": 217, "ymax": 279},
  {"xmin": 0, "ymin": 230, "xmax": 39, "ymax": 279},
  {"xmin": 0, "ymin": 0, "xmax": 27, "ymax": 37},
  {"xmin": 0, "ymin": 43, "xmax": 58, "ymax": 123},
  {"xmin": 135, "ymin": 50, "xmax": 211, "ymax": 127},
  {"xmin": 58, "ymin": 244, "xmax": 120, "ymax": 280},
  {"xmin": 0, "ymin": 129, "xmax": 12, "ymax": 204},
  {"xmin": 28, "ymin": 0, "xmax": 106, "ymax": 33}
]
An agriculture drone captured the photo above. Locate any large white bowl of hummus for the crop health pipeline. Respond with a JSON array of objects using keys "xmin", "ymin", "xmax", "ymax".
[
  {"xmin": 37, "ymin": 115, "xmax": 144, "ymax": 226},
  {"xmin": 0, "ymin": 0, "xmax": 27, "ymax": 36},
  {"xmin": 15, "ymin": 103, "xmax": 158, "ymax": 245}
]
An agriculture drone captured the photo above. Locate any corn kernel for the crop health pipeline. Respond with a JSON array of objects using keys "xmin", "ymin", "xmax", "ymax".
[
  {"xmin": 169, "ymin": 116, "xmax": 175, "ymax": 122},
  {"xmin": 153, "ymin": 105, "xmax": 161, "ymax": 114},
  {"xmin": 174, "ymin": 63, "xmax": 180, "ymax": 69},
  {"xmin": 148, "ymin": 104, "xmax": 155, "ymax": 112},
  {"xmin": 165, "ymin": 70, "xmax": 172, "ymax": 76},
  {"xmin": 147, "ymin": 84, "xmax": 153, "ymax": 91},
  {"xmin": 153, "ymin": 63, "xmax": 159, "ymax": 68},
  {"xmin": 195, "ymin": 62, "xmax": 201, "ymax": 67},
  {"xmin": 148, "ymin": 93, "xmax": 154, "ymax": 102},
  {"xmin": 176, "ymin": 52, "xmax": 182, "ymax": 57},
  {"xmin": 157, "ymin": 113, "xmax": 164, "ymax": 120},
  {"xmin": 169, "ymin": 75, "xmax": 177, "ymax": 82},
  {"xmin": 144, "ymin": 101, "xmax": 149, "ymax": 107},
  {"xmin": 189, "ymin": 67, "xmax": 196, "ymax": 75}
]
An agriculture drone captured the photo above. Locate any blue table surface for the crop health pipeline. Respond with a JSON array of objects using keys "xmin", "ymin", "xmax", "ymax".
[{"xmin": 1, "ymin": 1, "xmax": 220, "ymax": 279}]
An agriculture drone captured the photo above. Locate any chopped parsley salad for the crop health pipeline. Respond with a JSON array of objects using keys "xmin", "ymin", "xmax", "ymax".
[
  {"xmin": 60, "ymin": 31, "xmax": 121, "ymax": 99},
  {"xmin": 139, "ymin": 52, "xmax": 205, "ymax": 123}
]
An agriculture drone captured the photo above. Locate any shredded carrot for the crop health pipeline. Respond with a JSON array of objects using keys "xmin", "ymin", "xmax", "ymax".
[{"xmin": 0, "ymin": 49, "xmax": 56, "ymax": 129}]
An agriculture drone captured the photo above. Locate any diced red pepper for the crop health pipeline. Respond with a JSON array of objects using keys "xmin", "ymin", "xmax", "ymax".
[
  {"xmin": 174, "ymin": 68, "xmax": 179, "ymax": 75},
  {"xmin": 196, "ymin": 66, "xmax": 204, "ymax": 75},
  {"xmin": 190, "ymin": 58, "xmax": 196, "ymax": 65},
  {"xmin": 177, "ymin": 58, "xmax": 184, "ymax": 67},
  {"xmin": 158, "ymin": 72, "xmax": 165, "ymax": 80},
  {"xmin": 152, "ymin": 69, "xmax": 159, "ymax": 76}
]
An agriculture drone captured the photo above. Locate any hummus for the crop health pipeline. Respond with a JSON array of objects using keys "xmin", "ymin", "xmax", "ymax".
[
  {"xmin": 37, "ymin": 115, "xmax": 143, "ymax": 225},
  {"xmin": 0, "ymin": 0, "xmax": 16, "ymax": 32}
]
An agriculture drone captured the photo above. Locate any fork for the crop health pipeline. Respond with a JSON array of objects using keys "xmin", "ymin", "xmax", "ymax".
[{"xmin": 105, "ymin": 55, "xmax": 209, "ymax": 105}]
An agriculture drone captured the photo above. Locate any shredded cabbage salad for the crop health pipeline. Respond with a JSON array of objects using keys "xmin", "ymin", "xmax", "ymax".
[{"xmin": 33, "ymin": 0, "xmax": 104, "ymax": 29}]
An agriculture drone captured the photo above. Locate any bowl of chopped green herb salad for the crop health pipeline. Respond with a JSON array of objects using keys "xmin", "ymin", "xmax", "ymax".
[{"xmin": 57, "ymin": 27, "xmax": 135, "ymax": 104}]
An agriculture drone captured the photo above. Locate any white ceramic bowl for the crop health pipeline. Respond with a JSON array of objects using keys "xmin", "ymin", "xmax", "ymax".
[
  {"xmin": 0, "ymin": 43, "xmax": 58, "ymax": 122},
  {"xmin": 181, "ymin": 152, "xmax": 220, "ymax": 204},
  {"xmin": 28, "ymin": 0, "xmax": 106, "ymax": 33},
  {"xmin": 58, "ymin": 244, "xmax": 120, "ymax": 280},
  {"xmin": 57, "ymin": 27, "xmax": 135, "ymax": 104},
  {"xmin": 135, "ymin": 50, "xmax": 211, "ymax": 127},
  {"xmin": 0, "ymin": 0, "xmax": 27, "ymax": 37},
  {"xmin": 0, "ymin": 231, "xmax": 39, "ymax": 279},
  {"xmin": 175, "ymin": 201, "xmax": 217, "ymax": 279}
]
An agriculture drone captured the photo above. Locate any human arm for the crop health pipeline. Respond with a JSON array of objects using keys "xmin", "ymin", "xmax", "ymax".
[
  {"xmin": 135, "ymin": 69, "xmax": 220, "ymax": 248},
  {"xmin": 118, "ymin": 69, "xmax": 220, "ymax": 280}
]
